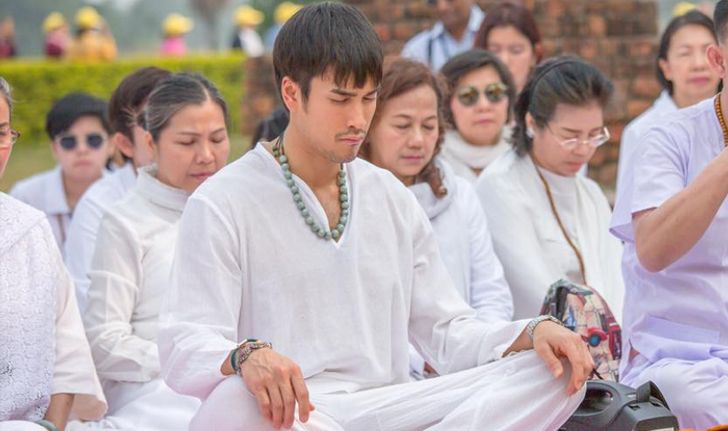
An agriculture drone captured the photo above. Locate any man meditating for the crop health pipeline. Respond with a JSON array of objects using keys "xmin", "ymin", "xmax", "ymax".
[{"xmin": 158, "ymin": 3, "xmax": 591, "ymax": 430}]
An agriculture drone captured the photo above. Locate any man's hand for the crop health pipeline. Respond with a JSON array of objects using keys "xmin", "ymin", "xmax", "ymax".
[
  {"xmin": 240, "ymin": 348, "xmax": 315, "ymax": 429},
  {"xmin": 532, "ymin": 322, "xmax": 594, "ymax": 395}
]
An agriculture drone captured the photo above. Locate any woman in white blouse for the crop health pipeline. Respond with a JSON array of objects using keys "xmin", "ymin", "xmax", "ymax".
[
  {"xmin": 82, "ymin": 73, "xmax": 230, "ymax": 430},
  {"xmin": 617, "ymin": 10, "xmax": 719, "ymax": 195},
  {"xmin": 475, "ymin": 57, "xmax": 624, "ymax": 322},
  {"xmin": 0, "ymin": 78, "xmax": 106, "ymax": 431},
  {"xmin": 362, "ymin": 58, "xmax": 514, "ymax": 379},
  {"xmin": 438, "ymin": 49, "xmax": 516, "ymax": 182}
]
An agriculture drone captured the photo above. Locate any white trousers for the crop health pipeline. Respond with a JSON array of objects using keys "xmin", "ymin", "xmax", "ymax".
[
  {"xmin": 191, "ymin": 351, "xmax": 584, "ymax": 431},
  {"xmin": 622, "ymin": 354, "xmax": 728, "ymax": 429},
  {"xmin": 70, "ymin": 378, "xmax": 199, "ymax": 431},
  {"xmin": 0, "ymin": 422, "xmax": 46, "ymax": 431}
]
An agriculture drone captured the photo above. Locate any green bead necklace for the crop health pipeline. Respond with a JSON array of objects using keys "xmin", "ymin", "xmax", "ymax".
[{"xmin": 272, "ymin": 136, "xmax": 349, "ymax": 241}]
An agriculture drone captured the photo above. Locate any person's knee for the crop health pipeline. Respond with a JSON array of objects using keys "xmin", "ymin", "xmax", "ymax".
[
  {"xmin": 191, "ymin": 376, "xmax": 270, "ymax": 431},
  {"xmin": 646, "ymin": 364, "xmax": 720, "ymax": 418}
]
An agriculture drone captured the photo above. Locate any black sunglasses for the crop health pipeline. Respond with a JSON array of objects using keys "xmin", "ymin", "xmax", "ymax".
[
  {"xmin": 58, "ymin": 133, "xmax": 105, "ymax": 151},
  {"xmin": 456, "ymin": 82, "xmax": 509, "ymax": 107}
]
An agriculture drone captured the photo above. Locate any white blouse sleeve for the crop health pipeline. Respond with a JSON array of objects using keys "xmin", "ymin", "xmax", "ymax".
[
  {"xmin": 459, "ymin": 182, "xmax": 514, "ymax": 323},
  {"xmin": 49, "ymin": 224, "xmax": 107, "ymax": 421},
  {"xmin": 406, "ymin": 193, "xmax": 529, "ymax": 375},
  {"xmin": 84, "ymin": 213, "xmax": 159, "ymax": 382},
  {"xmin": 157, "ymin": 194, "xmax": 242, "ymax": 400}
]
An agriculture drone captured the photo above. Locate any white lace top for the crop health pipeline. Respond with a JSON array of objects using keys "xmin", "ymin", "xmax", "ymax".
[{"xmin": 0, "ymin": 192, "xmax": 107, "ymax": 422}]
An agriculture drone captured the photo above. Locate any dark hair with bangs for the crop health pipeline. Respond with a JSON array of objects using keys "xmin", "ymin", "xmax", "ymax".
[
  {"xmin": 658, "ymin": 11, "xmax": 716, "ymax": 95},
  {"xmin": 361, "ymin": 57, "xmax": 448, "ymax": 197},
  {"xmin": 46, "ymin": 92, "xmax": 111, "ymax": 140},
  {"xmin": 474, "ymin": 1, "xmax": 542, "ymax": 61},
  {"xmin": 272, "ymin": 2, "xmax": 383, "ymax": 106},
  {"xmin": 512, "ymin": 56, "xmax": 613, "ymax": 156}
]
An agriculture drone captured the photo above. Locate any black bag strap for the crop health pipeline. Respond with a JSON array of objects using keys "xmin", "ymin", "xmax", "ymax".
[{"xmin": 636, "ymin": 381, "xmax": 671, "ymax": 410}]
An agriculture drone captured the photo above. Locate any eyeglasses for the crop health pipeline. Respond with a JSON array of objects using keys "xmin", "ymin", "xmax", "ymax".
[
  {"xmin": 456, "ymin": 82, "xmax": 509, "ymax": 107},
  {"xmin": 0, "ymin": 128, "xmax": 19, "ymax": 149},
  {"xmin": 546, "ymin": 124, "xmax": 610, "ymax": 150},
  {"xmin": 58, "ymin": 133, "xmax": 106, "ymax": 151}
]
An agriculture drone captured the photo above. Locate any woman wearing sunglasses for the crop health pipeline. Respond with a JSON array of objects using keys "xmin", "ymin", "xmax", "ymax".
[
  {"xmin": 1, "ymin": 78, "xmax": 107, "ymax": 431},
  {"xmin": 439, "ymin": 49, "xmax": 516, "ymax": 183},
  {"xmin": 362, "ymin": 57, "xmax": 514, "ymax": 379},
  {"xmin": 82, "ymin": 73, "xmax": 229, "ymax": 430},
  {"xmin": 10, "ymin": 92, "xmax": 112, "ymax": 249},
  {"xmin": 475, "ymin": 57, "xmax": 625, "ymax": 322}
]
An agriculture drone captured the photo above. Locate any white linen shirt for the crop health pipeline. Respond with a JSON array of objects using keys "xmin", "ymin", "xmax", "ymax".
[
  {"xmin": 65, "ymin": 162, "xmax": 136, "ymax": 312},
  {"xmin": 158, "ymin": 145, "xmax": 529, "ymax": 400},
  {"xmin": 84, "ymin": 165, "xmax": 189, "ymax": 383}
]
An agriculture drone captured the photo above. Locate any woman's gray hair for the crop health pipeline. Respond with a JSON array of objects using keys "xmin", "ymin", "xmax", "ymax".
[
  {"xmin": 0, "ymin": 76, "xmax": 13, "ymax": 115},
  {"xmin": 140, "ymin": 72, "xmax": 228, "ymax": 141}
]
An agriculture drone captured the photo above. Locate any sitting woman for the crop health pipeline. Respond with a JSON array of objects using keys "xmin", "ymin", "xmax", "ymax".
[
  {"xmin": 473, "ymin": 1, "xmax": 543, "ymax": 95},
  {"xmin": 82, "ymin": 73, "xmax": 230, "ymax": 430},
  {"xmin": 362, "ymin": 57, "xmax": 514, "ymax": 379},
  {"xmin": 475, "ymin": 57, "xmax": 624, "ymax": 322},
  {"xmin": 439, "ymin": 49, "xmax": 516, "ymax": 182},
  {"xmin": 10, "ymin": 92, "xmax": 112, "ymax": 249},
  {"xmin": 617, "ymin": 10, "xmax": 719, "ymax": 194},
  {"xmin": 0, "ymin": 78, "xmax": 106, "ymax": 430}
]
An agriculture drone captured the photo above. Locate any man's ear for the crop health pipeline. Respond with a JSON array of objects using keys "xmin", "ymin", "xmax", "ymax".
[
  {"xmin": 281, "ymin": 76, "xmax": 301, "ymax": 113},
  {"xmin": 707, "ymin": 44, "xmax": 726, "ymax": 78}
]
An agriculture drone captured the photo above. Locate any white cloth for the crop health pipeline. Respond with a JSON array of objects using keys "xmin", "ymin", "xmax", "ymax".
[
  {"xmin": 439, "ymin": 129, "xmax": 511, "ymax": 183},
  {"xmin": 64, "ymin": 162, "xmax": 136, "ymax": 313},
  {"xmin": 10, "ymin": 166, "xmax": 71, "ymax": 249},
  {"xmin": 191, "ymin": 351, "xmax": 583, "ymax": 431},
  {"xmin": 616, "ymin": 90, "xmax": 678, "ymax": 198},
  {"xmin": 0, "ymin": 193, "xmax": 106, "ymax": 424},
  {"xmin": 158, "ymin": 144, "xmax": 582, "ymax": 428},
  {"xmin": 83, "ymin": 165, "xmax": 198, "ymax": 430},
  {"xmin": 407, "ymin": 159, "xmax": 513, "ymax": 377},
  {"xmin": 237, "ymin": 28, "xmax": 264, "ymax": 57},
  {"xmin": 476, "ymin": 150, "xmax": 625, "ymax": 321},
  {"xmin": 610, "ymin": 97, "xmax": 728, "ymax": 429},
  {"xmin": 401, "ymin": 6, "xmax": 485, "ymax": 71}
]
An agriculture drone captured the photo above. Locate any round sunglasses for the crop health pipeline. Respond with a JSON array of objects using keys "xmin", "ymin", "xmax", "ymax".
[
  {"xmin": 57, "ymin": 133, "xmax": 106, "ymax": 151},
  {"xmin": 456, "ymin": 82, "xmax": 509, "ymax": 107}
]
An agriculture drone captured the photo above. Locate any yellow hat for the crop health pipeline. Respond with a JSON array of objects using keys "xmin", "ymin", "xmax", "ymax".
[
  {"xmin": 672, "ymin": 2, "xmax": 697, "ymax": 17},
  {"xmin": 43, "ymin": 12, "xmax": 66, "ymax": 33},
  {"xmin": 163, "ymin": 13, "xmax": 194, "ymax": 36},
  {"xmin": 235, "ymin": 5, "xmax": 264, "ymax": 27},
  {"xmin": 274, "ymin": 2, "xmax": 302, "ymax": 24},
  {"xmin": 75, "ymin": 6, "xmax": 101, "ymax": 30}
]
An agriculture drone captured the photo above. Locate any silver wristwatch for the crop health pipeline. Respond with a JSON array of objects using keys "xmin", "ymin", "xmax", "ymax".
[{"xmin": 526, "ymin": 315, "xmax": 563, "ymax": 341}]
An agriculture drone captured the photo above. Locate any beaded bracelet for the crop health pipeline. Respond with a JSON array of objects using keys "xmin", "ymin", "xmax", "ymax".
[{"xmin": 235, "ymin": 340, "xmax": 273, "ymax": 375}]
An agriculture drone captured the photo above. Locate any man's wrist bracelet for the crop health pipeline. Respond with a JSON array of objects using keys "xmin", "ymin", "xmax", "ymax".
[
  {"xmin": 231, "ymin": 339, "xmax": 273, "ymax": 375},
  {"xmin": 526, "ymin": 315, "xmax": 563, "ymax": 341},
  {"xmin": 35, "ymin": 420, "xmax": 60, "ymax": 431}
]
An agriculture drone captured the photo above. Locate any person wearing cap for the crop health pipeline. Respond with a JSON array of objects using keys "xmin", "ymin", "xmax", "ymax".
[
  {"xmin": 67, "ymin": 6, "xmax": 117, "ymax": 62},
  {"xmin": 43, "ymin": 12, "xmax": 70, "ymax": 59},
  {"xmin": 161, "ymin": 13, "xmax": 193, "ymax": 57},
  {"xmin": 401, "ymin": 0, "xmax": 485, "ymax": 71},
  {"xmin": 231, "ymin": 5, "xmax": 265, "ymax": 57},
  {"xmin": 264, "ymin": 1, "xmax": 302, "ymax": 52}
]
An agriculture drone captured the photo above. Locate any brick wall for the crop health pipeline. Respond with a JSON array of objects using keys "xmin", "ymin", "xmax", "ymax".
[{"xmin": 241, "ymin": 0, "xmax": 661, "ymax": 195}]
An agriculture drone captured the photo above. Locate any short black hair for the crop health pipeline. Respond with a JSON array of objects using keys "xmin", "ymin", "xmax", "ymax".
[
  {"xmin": 273, "ymin": 2, "xmax": 383, "ymax": 106},
  {"xmin": 658, "ymin": 11, "xmax": 716, "ymax": 94},
  {"xmin": 45, "ymin": 92, "xmax": 111, "ymax": 140},
  {"xmin": 715, "ymin": 0, "xmax": 728, "ymax": 42},
  {"xmin": 108, "ymin": 67, "xmax": 171, "ymax": 140},
  {"xmin": 512, "ymin": 56, "xmax": 613, "ymax": 156},
  {"xmin": 440, "ymin": 48, "xmax": 517, "ymax": 126}
]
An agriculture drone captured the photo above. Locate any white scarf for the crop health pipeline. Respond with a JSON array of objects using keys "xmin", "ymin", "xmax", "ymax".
[{"xmin": 439, "ymin": 127, "xmax": 511, "ymax": 182}]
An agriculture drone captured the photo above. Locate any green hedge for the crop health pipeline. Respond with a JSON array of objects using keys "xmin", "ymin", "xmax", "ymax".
[{"xmin": 0, "ymin": 54, "xmax": 245, "ymax": 146}]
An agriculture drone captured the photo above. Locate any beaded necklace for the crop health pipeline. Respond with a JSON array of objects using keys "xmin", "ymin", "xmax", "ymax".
[
  {"xmin": 272, "ymin": 136, "xmax": 349, "ymax": 241},
  {"xmin": 714, "ymin": 94, "xmax": 728, "ymax": 145}
]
